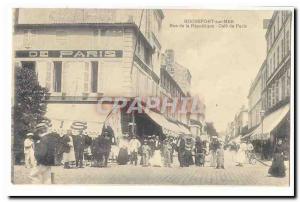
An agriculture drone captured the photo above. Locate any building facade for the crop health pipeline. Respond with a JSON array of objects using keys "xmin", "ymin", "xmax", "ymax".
[
  {"xmin": 164, "ymin": 49, "xmax": 192, "ymax": 95},
  {"xmin": 13, "ymin": 8, "xmax": 165, "ymax": 138},
  {"xmin": 244, "ymin": 10, "xmax": 292, "ymax": 159},
  {"xmin": 247, "ymin": 63, "xmax": 263, "ymax": 131}
]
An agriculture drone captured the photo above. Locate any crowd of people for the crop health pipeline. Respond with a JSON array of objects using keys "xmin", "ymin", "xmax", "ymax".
[{"xmin": 22, "ymin": 119, "xmax": 286, "ymax": 184}]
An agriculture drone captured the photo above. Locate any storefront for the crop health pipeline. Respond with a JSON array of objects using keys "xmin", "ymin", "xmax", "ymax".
[{"xmin": 248, "ymin": 104, "xmax": 290, "ymax": 159}]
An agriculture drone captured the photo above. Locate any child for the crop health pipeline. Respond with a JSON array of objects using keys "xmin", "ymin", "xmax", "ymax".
[{"xmin": 141, "ymin": 139, "xmax": 151, "ymax": 167}]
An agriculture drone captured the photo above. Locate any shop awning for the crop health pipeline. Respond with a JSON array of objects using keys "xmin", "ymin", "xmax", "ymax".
[
  {"xmin": 143, "ymin": 108, "xmax": 181, "ymax": 137},
  {"xmin": 178, "ymin": 123, "xmax": 191, "ymax": 135},
  {"xmin": 262, "ymin": 104, "xmax": 290, "ymax": 134},
  {"xmin": 249, "ymin": 104, "xmax": 290, "ymax": 141},
  {"xmin": 45, "ymin": 103, "xmax": 112, "ymax": 136}
]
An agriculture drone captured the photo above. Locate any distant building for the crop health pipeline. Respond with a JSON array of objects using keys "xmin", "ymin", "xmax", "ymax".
[{"xmin": 163, "ymin": 49, "xmax": 192, "ymax": 95}]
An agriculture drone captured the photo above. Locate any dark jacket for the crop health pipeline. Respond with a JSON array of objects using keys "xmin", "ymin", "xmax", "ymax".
[
  {"xmin": 73, "ymin": 134, "xmax": 86, "ymax": 152},
  {"xmin": 34, "ymin": 133, "xmax": 58, "ymax": 166}
]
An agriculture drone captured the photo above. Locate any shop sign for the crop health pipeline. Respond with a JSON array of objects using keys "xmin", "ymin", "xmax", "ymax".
[{"xmin": 15, "ymin": 50, "xmax": 123, "ymax": 58}]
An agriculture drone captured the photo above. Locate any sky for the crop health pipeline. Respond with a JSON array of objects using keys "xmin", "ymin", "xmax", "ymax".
[{"xmin": 161, "ymin": 9, "xmax": 273, "ymax": 132}]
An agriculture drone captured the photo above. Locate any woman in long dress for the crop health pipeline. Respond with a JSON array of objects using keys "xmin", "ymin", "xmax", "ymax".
[
  {"xmin": 117, "ymin": 136, "xmax": 129, "ymax": 165},
  {"xmin": 62, "ymin": 131, "xmax": 76, "ymax": 169},
  {"xmin": 236, "ymin": 141, "xmax": 247, "ymax": 166},
  {"xmin": 149, "ymin": 136, "xmax": 162, "ymax": 167},
  {"xmin": 268, "ymin": 139, "xmax": 286, "ymax": 177}
]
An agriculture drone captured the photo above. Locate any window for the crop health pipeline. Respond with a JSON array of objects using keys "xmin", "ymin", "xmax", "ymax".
[
  {"xmin": 277, "ymin": 46, "xmax": 280, "ymax": 66},
  {"xmin": 281, "ymin": 74, "xmax": 286, "ymax": 98},
  {"xmin": 273, "ymin": 53, "xmax": 276, "ymax": 72},
  {"xmin": 268, "ymin": 87, "xmax": 272, "ymax": 108},
  {"xmin": 275, "ymin": 80, "xmax": 279, "ymax": 103},
  {"xmin": 271, "ymin": 84, "xmax": 275, "ymax": 106},
  {"xmin": 23, "ymin": 29, "xmax": 35, "ymax": 48},
  {"xmin": 287, "ymin": 69, "xmax": 290, "ymax": 96},
  {"xmin": 281, "ymin": 39, "xmax": 285, "ymax": 59},
  {"xmin": 91, "ymin": 61, "xmax": 98, "ymax": 93},
  {"xmin": 53, "ymin": 61, "xmax": 62, "ymax": 92}
]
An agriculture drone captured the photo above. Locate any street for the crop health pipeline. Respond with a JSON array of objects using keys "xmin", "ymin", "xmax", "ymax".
[{"xmin": 13, "ymin": 151, "xmax": 289, "ymax": 186}]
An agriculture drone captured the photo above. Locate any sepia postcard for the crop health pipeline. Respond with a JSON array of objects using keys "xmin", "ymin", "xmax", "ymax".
[{"xmin": 10, "ymin": 8, "xmax": 294, "ymax": 196}]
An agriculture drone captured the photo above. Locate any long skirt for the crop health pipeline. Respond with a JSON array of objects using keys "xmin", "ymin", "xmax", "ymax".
[
  {"xmin": 236, "ymin": 150, "xmax": 246, "ymax": 164},
  {"xmin": 195, "ymin": 153, "xmax": 205, "ymax": 166},
  {"xmin": 63, "ymin": 146, "xmax": 76, "ymax": 163},
  {"xmin": 184, "ymin": 150, "xmax": 194, "ymax": 167},
  {"xmin": 149, "ymin": 150, "xmax": 162, "ymax": 166},
  {"xmin": 268, "ymin": 153, "xmax": 286, "ymax": 177},
  {"xmin": 210, "ymin": 150, "xmax": 217, "ymax": 167},
  {"xmin": 117, "ymin": 148, "xmax": 129, "ymax": 165}
]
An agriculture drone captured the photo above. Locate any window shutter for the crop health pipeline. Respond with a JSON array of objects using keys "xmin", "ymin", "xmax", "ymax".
[
  {"xmin": 84, "ymin": 62, "xmax": 89, "ymax": 92},
  {"xmin": 62, "ymin": 62, "xmax": 68, "ymax": 93},
  {"xmin": 46, "ymin": 62, "xmax": 53, "ymax": 91}
]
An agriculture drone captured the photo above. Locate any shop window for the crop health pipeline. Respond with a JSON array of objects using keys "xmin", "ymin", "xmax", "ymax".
[
  {"xmin": 91, "ymin": 61, "xmax": 98, "ymax": 93},
  {"xmin": 53, "ymin": 61, "xmax": 62, "ymax": 92}
]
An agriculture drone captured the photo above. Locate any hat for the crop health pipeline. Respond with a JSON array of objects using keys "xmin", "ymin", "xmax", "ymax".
[
  {"xmin": 26, "ymin": 133, "xmax": 34, "ymax": 137},
  {"xmin": 35, "ymin": 122, "xmax": 48, "ymax": 130},
  {"xmin": 41, "ymin": 119, "xmax": 52, "ymax": 127},
  {"xmin": 71, "ymin": 121, "xmax": 87, "ymax": 130}
]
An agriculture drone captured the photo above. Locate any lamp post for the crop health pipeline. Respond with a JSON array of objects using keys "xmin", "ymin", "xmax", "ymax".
[{"xmin": 260, "ymin": 110, "xmax": 265, "ymax": 159}]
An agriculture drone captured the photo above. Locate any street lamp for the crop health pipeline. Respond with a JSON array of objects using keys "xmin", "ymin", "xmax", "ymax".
[{"xmin": 260, "ymin": 110, "xmax": 265, "ymax": 159}]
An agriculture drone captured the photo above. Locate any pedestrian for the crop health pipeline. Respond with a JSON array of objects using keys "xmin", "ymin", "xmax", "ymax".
[
  {"xmin": 141, "ymin": 139, "xmax": 151, "ymax": 167},
  {"xmin": 24, "ymin": 133, "xmax": 36, "ymax": 168},
  {"xmin": 236, "ymin": 141, "xmax": 247, "ymax": 166},
  {"xmin": 195, "ymin": 136, "xmax": 205, "ymax": 167},
  {"xmin": 128, "ymin": 135, "xmax": 141, "ymax": 166},
  {"xmin": 149, "ymin": 135, "xmax": 156, "ymax": 157},
  {"xmin": 71, "ymin": 121, "xmax": 87, "ymax": 168},
  {"xmin": 268, "ymin": 139, "xmax": 286, "ymax": 177},
  {"xmin": 149, "ymin": 135, "xmax": 163, "ymax": 167},
  {"xmin": 169, "ymin": 137, "xmax": 176, "ymax": 164},
  {"xmin": 177, "ymin": 134, "xmax": 186, "ymax": 167},
  {"xmin": 216, "ymin": 140, "xmax": 225, "ymax": 169},
  {"xmin": 162, "ymin": 139, "xmax": 172, "ymax": 167},
  {"xmin": 117, "ymin": 135, "xmax": 130, "ymax": 165},
  {"xmin": 209, "ymin": 137, "xmax": 219, "ymax": 167},
  {"xmin": 29, "ymin": 121, "xmax": 57, "ymax": 184},
  {"xmin": 184, "ymin": 137, "xmax": 194, "ymax": 167},
  {"xmin": 61, "ymin": 130, "xmax": 76, "ymax": 169}
]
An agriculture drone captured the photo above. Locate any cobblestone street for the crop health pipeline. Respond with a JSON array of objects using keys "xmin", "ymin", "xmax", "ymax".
[{"xmin": 13, "ymin": 151, "xmax": 289, "ymax": 186}]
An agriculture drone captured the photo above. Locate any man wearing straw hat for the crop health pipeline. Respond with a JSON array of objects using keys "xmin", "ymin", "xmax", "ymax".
[
  {"xmin": 29, "ymin": 120, "xmax": 57, "ymax": 184},
  {"xmin": 71, "ymin": 121, "xmax": 87, "ymax": 168},
  {"xmin": 24, "ymin": 133, "xmax": 36, "ymax": 168}
]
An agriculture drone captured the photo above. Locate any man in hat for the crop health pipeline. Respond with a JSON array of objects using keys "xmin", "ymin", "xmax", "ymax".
[
  {"xmin": 24, "ymin": 133, "xmax": 36, "ymax": 168},
  {"xmin": 71, "ymin": 121, "xmax": 87, "ymax": 168},
  {"xmin": 176, "ymin": 134, "xmax": 186, "ymax": 167},
  {"xmin": 128, "ymin": 135, "xmax": 141, "ymax": 166},
  {"xmin": 29, "ymin": 121, "xmax": 57, "ymax": 184}
]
